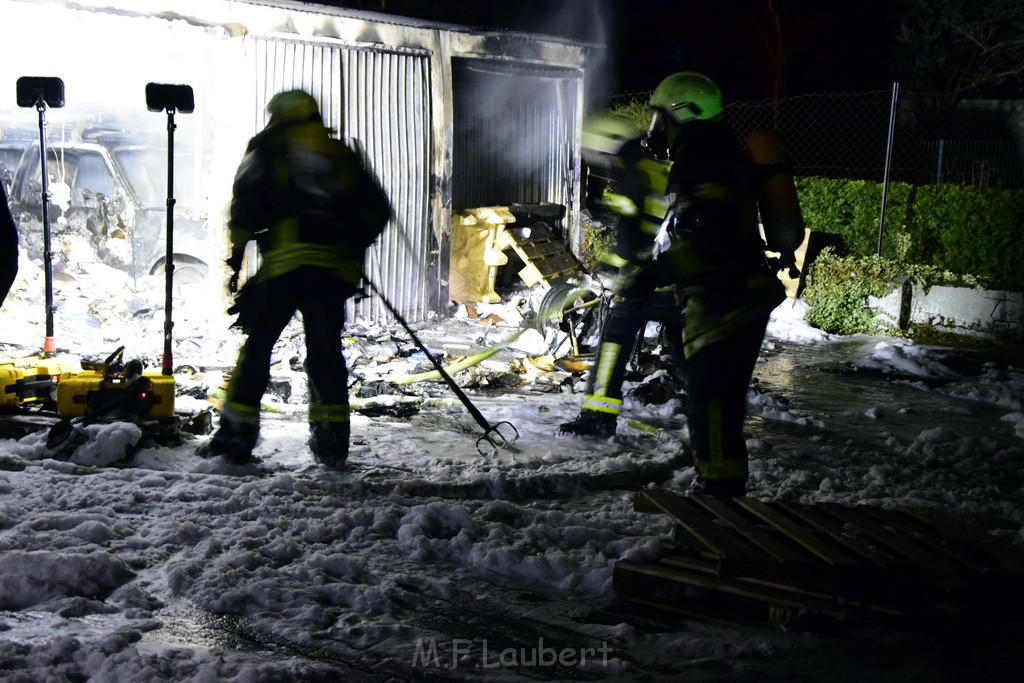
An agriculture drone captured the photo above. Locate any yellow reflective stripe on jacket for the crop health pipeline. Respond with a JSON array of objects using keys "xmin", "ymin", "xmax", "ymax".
[
  {"xmin": 262, "ymin": 243, "xmax": 361, "ymax": 283},
  {"xmin": 258, "ymin": 215, "xmax": 361, "ymax": 282},
  {"xmin": 637, "ymin": 158, "xmax": 670, "ymax": 194},
  {"xmin": 309, "ymin": 402, "xmax": 350, "ymax": 423},
  {"xmin": 642, "ymin": 194, "xmax": 669, "ymax": 235},
  {"xmin": 693, "ymin": 182, "xmax": 731, "ymax": 201},
  {"xmin": 603, "ymin": 192, "xmax": 638, "ymax": 217}
]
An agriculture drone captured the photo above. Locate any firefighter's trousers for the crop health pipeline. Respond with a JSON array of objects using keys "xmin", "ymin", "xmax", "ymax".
[
  {"xmin": 685, "ymin": 308, "xmax": 771, "ymax": 490},
  {"xmin": 580, "ymin": 289, "xmax": 685, "ymax": 418},
  {"xmin": 221, "ymin": 266, "xmax": 351, "ymax": 460}
]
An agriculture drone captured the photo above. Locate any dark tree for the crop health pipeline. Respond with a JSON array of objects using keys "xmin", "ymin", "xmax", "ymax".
[{"xmin": 894, "ymin": 0, "xmax": 1024, "ymax": 100}]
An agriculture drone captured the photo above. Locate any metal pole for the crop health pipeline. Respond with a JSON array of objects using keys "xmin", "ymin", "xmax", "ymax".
[
  {"xmin": 877, "ymin": 81, "xmax": 899, "ymax": 256},
  {"xmin": 162, "ymin": 109, "xmax": 176, "ymax": 375},
  {"xmin": 36, "ymin": 99, "xmax": 55, "ymax": 356}
]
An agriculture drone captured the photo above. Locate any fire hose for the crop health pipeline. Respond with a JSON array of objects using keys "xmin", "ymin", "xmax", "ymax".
[{"xmin": 396, "ymin": 285, "xmax": 602, "ymax": 385}]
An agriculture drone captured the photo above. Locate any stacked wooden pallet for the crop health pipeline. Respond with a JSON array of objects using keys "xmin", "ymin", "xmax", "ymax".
[
  {"xmin": 615, "ymin": 489, "xmax": 1024, "ymax": 629},
  {"xmin": 501, "ymin": 223, "xmax": 582, "ymax": 289}
]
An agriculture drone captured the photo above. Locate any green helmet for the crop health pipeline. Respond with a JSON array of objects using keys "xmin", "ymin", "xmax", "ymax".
[
  {"xmin": 266, "ymin": 89, "xmax": 321, "ymax": 124},
  {"xmin": 581, "ymin": 110, "xmax": 642, "ymax": 162},
  {"xmin": 649, "ymin": 71, "xmax": 723, "ymax": 123}
]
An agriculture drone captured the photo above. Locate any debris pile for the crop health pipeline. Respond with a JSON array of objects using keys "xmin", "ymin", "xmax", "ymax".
[{"xmin": 1, "ymin": 254, "xmax": 687, "ymax": 429}]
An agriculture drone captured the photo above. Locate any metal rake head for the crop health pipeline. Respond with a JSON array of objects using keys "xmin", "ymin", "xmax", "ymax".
[{"xmin": 476, "ymin": 421, "xmax": 520, "ymax": 457}]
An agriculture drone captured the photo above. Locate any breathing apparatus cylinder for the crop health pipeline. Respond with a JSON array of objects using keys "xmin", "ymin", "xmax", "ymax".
[{"xmin": 745, "ymin": 127, "xmax": 805, "ymax": 278}]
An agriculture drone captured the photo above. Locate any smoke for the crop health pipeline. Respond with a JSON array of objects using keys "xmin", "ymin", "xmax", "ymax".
[
  {"xmin": 450, "ymin": 1, "xmax": 621, "ymax": 210},
  {"xmin": 0, "ymin": 3, "xmax": 255, "ymax": 227},
  {"xmin": 0, "ymin": 5, "xmax": 221, "ymax": 145},
  {"xmin": 508, "ymin": 0, "xmax": 619, "ymax": 111}
]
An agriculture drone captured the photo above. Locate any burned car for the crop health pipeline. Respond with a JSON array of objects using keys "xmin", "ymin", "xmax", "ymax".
[{"xmin": 5, "ymin": 126, "xmax": 213, "ymax": 288}]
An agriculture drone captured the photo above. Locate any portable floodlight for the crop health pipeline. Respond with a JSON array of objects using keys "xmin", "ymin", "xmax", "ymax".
[
  {"xmin": 16, "ymin": 76, "xmax": 64, "ymax": 109},
  {"xmin": 145, "ymin": 83, "xmax": 194, "ymax": 115},
  {"xmin": 16, "ymin": 76, "xmax": 65, "ymax": 356},
  {"xmin": 146, "ymin": 83, "xmax": 194, "ymax": 376}
]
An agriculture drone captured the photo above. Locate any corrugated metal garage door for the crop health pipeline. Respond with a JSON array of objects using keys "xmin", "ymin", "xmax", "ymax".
[
  {"xmin": 250, "ymin": 37, "xmax": 434, "ymax": 323},
  {"xmin": 451, "ymin": 59, "xmax": 580, "ymax": 236}
]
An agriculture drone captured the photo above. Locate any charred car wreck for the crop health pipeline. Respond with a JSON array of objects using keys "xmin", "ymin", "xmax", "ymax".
[{"xmin": 5, "ymin": 126, "xmax": 211, "ymax": 287}]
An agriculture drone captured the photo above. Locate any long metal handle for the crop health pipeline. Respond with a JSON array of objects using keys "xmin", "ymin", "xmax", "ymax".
[{"xmin": 365, "ymin": 278, "xmax": 518, "ymax": 454}]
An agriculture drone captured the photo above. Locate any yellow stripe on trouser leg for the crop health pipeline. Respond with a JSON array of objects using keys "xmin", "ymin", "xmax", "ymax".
[
  {"xmin": 581, "ymin": 394, "xmax": 622, "ymax": 415},
  {"xmin": 221, "ymin": 400, "xmax": 260, "ymax": 426},
  {"xmin": 697, "ymin": 398, "xmax": 748, "ymax": 481},
  {"xmin": 581, "ymin": 342, "xmax": 623, "ymax": 416},
  {"xmin": 309, "ymin": 402, "xmax": 350, "ymax": 423},
  {"xmin": 593, "ymin": 342, "xmax": 621, "ymax": 396}
]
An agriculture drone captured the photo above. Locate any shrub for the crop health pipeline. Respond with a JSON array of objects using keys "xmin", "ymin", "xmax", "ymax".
[
  {"xmin": 802, "ymin": 250, "xmax": 905, "ymax": 335},
  {"xmin": 803, "ymin": 249, "xmax": 992, "ymax": 336}
]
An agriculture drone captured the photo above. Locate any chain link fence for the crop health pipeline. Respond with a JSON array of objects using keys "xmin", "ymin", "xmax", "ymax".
[{"xmin": 609, "ymin": 89, "xmax": 1024, "ymax": 189}]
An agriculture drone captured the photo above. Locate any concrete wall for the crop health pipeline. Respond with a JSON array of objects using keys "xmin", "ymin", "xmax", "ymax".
[{"xmin": 869, "ymin": 279, "xmax": 1024, "ymax": 342}]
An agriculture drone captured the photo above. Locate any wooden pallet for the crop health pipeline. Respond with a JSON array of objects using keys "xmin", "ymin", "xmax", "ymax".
[
  {"xmin": 501, "ymin": 223, "xmax": 582, "ymax": 289},
  {"xmin": 614, "ymin": 489, "xmax": 1024, "ymax": 629}
]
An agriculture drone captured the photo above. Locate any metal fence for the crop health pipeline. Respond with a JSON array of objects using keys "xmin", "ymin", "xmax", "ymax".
[{"xmin": 609, "ymin": 88, "xmax": 1024, "ymax": 189}]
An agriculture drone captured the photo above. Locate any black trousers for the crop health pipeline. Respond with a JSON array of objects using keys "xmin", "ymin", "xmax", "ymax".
[
  {"xmin": 685, "ymin": 309, "xmax": 771, "ymax": 485},
  {"xmin": 0, "ymin": 254, "xmax": 16, "ymax": 306},
  {"xmin": 580, "ymin": 289, "xmax": 685, "ymax": 415},
  {"xmin": 224, "ymin": 267, "xmax": 351, "ymax": 457}
]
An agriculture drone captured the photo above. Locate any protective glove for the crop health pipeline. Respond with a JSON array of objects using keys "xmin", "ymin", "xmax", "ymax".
[
  {"xmin": 778, "ymin": 252, "xmax": 801, "ymax": 279},
  {"xmin": 225, "ymin": 249, "xmax": 244, "ymax": 294}
]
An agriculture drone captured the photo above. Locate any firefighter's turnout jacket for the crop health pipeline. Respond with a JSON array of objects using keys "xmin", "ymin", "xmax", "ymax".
[{"xmin": 228, "ymin": 118, "xmax": 390, "ymax": 291}]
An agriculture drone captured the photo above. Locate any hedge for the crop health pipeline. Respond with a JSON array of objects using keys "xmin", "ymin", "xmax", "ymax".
[{"xmin": 795, "ymin": 176, "xmax": 1024, "ymax": 289}]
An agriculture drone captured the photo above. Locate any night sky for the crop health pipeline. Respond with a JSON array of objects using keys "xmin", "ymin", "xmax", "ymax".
[{"xmin": 300, "ymin": 0, "xmax": 903, "ymax": 102}]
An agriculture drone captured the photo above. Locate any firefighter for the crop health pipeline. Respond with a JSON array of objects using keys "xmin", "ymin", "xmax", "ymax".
[
  {"xmin": 619, "ymin": 72, "xmax": 786, "ymax": 497},
  {"xmin": 199, "ymin": 90, "xmax": 391, "ymax": 468},
  {"xmin": 558, "ymin": 111, "xmax": 685, "ymax": 438},
  {"xmin": 1, "ymin": 179, "xmax": 17, "ymax": 307}
]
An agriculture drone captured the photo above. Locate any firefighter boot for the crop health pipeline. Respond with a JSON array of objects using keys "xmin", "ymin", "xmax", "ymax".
[
  {"xmin": 558, "ymin": 410, "xmax": 616, "ymax": 438},
  {"xmin": 688, "ymin": 473, "xmax": 746, "ymax": 499},
  {"xmin": 309, "ymin": 421, "xmax": 350, "ymax": 470},
  {"xmin": 196, "ymin": 413, "xmax": 259, "ymax": 465}
]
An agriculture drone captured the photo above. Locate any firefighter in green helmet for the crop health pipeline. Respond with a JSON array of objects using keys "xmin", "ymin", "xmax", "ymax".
[
  {"xmin": 558, "ymin": 110, "xmax": 685, "ymax": 438},
  {"xmin": 198, "ymin": 89, "xmax": 391, "ymax": 469},
  {"xmin": 620, "ymin": 71, "xmax": 786, "ymax": 498}
]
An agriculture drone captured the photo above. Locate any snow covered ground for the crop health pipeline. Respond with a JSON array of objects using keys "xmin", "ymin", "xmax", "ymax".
[{"xmin": 1, "ymin": 258, "xmax": 1023, "ymax": 681}]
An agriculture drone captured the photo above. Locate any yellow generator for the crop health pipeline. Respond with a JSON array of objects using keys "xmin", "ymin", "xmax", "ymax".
[
  {"xmin": 1, "ymin": 355, "xmax": 78, "ymax": 409},
  {"xmin": 55, "ymin": 347, "xmax": 175, "ymax": 419}
]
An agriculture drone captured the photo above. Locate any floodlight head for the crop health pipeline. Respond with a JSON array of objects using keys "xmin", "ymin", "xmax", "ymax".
[
  {"xmin": 16, "ymin": 76, "xmax": 65, "ymax": 108},
  {"xmin": 146, "ymin": 83, "xmax": 194, "ymax": 114}
]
